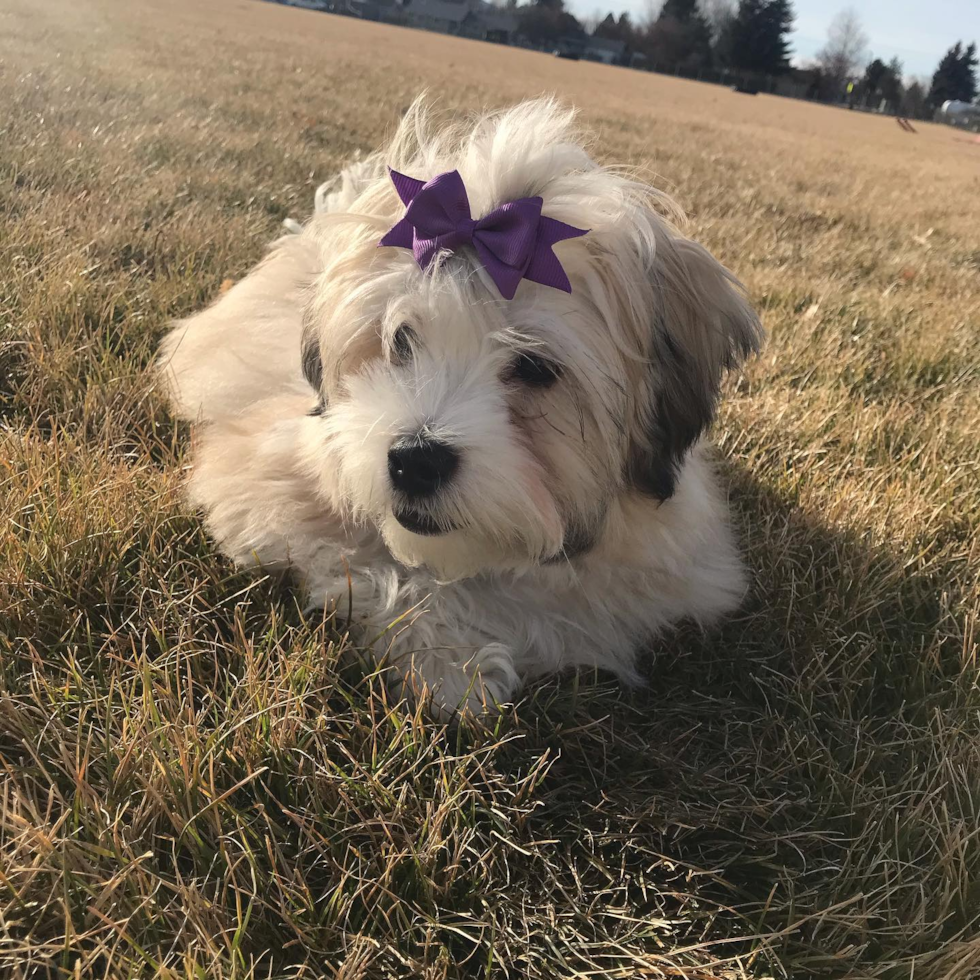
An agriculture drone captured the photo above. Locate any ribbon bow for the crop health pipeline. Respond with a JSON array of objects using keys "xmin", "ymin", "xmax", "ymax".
[{"xmin": 378, "ymin": 168, "xmax": 588, "ymax": 300}]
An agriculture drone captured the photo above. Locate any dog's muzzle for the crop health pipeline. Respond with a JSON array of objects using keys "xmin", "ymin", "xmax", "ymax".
[{"xmin": 388, "ymin": 436, "xmax": 460, "ymax": 536}]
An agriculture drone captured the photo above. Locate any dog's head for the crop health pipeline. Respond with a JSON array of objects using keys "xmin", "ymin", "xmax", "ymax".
[{"xmin": 301, "ymin": 100, "xmax": 761, "ymax": 579}]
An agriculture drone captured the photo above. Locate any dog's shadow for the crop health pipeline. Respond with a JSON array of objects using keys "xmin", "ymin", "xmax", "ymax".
[
  {"xmin": 505, "ymin": 458, "xmax": 961, "ymax": 968},
  {"xmin": 178, "ymin": 457, "xmax": 961, "ymax": 973}
]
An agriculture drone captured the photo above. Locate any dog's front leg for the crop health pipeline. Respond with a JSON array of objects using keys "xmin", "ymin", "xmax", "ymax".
[
  {"xmin": 387, "ymin": 639, "xmax": 519, "ymax": 720},
  {"xmin": 320, "ymin": 575, "xmax": 519, "ymax": 719}
]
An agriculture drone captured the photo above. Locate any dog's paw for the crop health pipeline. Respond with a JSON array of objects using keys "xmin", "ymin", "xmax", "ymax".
[
  {"xmin": 463, "ymin": 642, "xmax": 520, "ymax": 715},
  {"xmin": 400, "ymin": 643, "xmax": 519, "ymax": 721},
  {"xmin": 305, "ymin": 568, "xmax": 385, "ymax": 628}
]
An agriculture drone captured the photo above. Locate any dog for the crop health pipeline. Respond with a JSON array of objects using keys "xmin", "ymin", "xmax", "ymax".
[{"xmin": 158, "ymin": 99, "xmax": 762, "ymax": 717}]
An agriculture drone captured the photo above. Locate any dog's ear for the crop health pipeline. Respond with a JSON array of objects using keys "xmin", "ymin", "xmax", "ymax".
[
  {"xmin": 301, "ymin": 320, "xmax": 328, "ymax": 416},
  {"xmin": 626, "ymin": 234, "xmax": 762, "ymax": 499},
  {"xmin": 301, "ymin": 331, "xmax": 323, "ymax": 393}
]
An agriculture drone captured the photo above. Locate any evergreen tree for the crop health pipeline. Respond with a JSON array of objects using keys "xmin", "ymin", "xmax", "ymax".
[
  {"xmin": 592, "ymin": 10, "xmax": 636, "ymax": 45},
  {"xmin": 880, "ymin": 57, "xmax": 904, "ymax": 105},
  {"xmin": 593, "ymin": 12, "xmax": 619, "ymax": 39},
  {"xmin": 660, "ymin": 0, "xmax": 700, "ymax": 18},
  {"xmin": 862, "ymin": 57, "xmax": 887, "ymax": 96},
  {"xmin": 901, "ymin": 78, "xmax": 928, "ymax": 118},
  {"xmin": 727, "ymin": 0, "xmax": 794, "ymax": 76},
  {"xmin": 646, "ymin": 0, "xmax": 713, "ymax": 70},
  {"xmin": 518, "ymin": 0, "xmax": 584, "ymax": 46},
  {"xmin": 958, "ymin": 42, "xmax": 976, "ymax": 100},
  {"xmin": 855, "ymin": 55, "xmax": 902, "ymax": 108},
  {"xmin": 928, "ymin": 41, "xmax": 978, "ymax": 107}
]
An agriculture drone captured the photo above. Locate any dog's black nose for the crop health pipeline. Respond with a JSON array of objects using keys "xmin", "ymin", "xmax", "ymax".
[{"xmin": 388, "ymin": 439, "xmax": 460, "ymax": 498}]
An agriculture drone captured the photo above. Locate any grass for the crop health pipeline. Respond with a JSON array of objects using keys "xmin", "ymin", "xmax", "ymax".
[{"xmin": 2, "ymin": 0, "xmax": 979, "ymax": 976}]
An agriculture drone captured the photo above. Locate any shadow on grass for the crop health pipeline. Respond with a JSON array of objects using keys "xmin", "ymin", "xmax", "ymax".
[{"xmin": 506, "ymin": 459, "xmax": 971, "ymax": 976}]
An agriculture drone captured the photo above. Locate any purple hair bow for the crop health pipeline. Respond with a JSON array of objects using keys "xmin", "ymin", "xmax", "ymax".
[{"xmin": 378, "ymin": 168, "xmax": 588, "ymax": 300}]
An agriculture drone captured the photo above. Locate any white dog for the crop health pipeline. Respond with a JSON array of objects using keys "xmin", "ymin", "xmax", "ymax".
[{"xmin": 158, "ymin": 99, "xmax": 762, "ymax": 717}]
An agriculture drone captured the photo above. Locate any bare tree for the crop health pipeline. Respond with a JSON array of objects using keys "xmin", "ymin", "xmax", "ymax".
[
  {"xmin": 901, "ymin": 76, "xmax": 929, "ymax": 118},
  {"xmin": 701, "ymin": 0, "xmax": 735, "ymax": 42},
  {"xmin": 638, "ymin": 0, "xmax": 664, "ymax": 32},
  {"xmin": 816, "ymin": 7, "xmax": 869, "ymax": 99},
  {"xmin": 581, "ymin": 9, "xmax": 605, "ymax": 33}
]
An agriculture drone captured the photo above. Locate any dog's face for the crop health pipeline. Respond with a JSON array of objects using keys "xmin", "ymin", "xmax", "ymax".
[
  {"xmin": 305, "ymin": 249, "xmax": 629, "ymax": 579},
  {"xmin": 300, "ymin": 104, "xmax": 761, "ymax": 580}
]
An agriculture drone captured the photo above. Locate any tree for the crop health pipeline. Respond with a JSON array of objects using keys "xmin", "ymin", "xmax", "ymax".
[
  {"xmin": 517, "ymin": 0, "xmax": 584, "ymax": 46},
  {"xmin": 901, "ymin": 77, "xmax": 928, "ymax": 119},
  {"xmin": 880, "ymin": 57, "xmax": 904, "ymax": 106},
  {"xmin": 815, "ymin": 7, "xmax": 869, "ymax": 100},
  {"xmin": 704, "ymin": 0, "xmax": 737, "ymax": 66},
  {"xmin": 592, "ymin": 9, "xmax": 634, "ymax": 42},
  {"xmin": 660, "ymin": 0, "xmax": 700, "ymax": 15},
  {"xmin": 593, "ymin": 12, "xmax": 619, "ymax": 38},
  {"xmin": 856, "ymin": 54, "xmax": 903, "ymax": 109},
  {"xmin": 645, "ymin": 0, "xmax": 713, "ymax": 70},
  {"xmin": 928, "ymin": 41, "xmax": 979, "ymax": 107},
  {"xmin": 862, "ymin": 57, "xmax": 887, "ymax": 96},
  {"xmin": 726, "ymin": 0, "xmax": 794, "ymax": 76},
  {"xmin": 702, "ymin": 0, "xmax": 736, "ymax": 40},
  {"xmin": 580, "ymin": 9, "xmax": 605, "ymax": 33}
]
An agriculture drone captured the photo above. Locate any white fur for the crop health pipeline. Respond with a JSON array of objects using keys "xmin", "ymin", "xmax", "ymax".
[{"xmin": 158, "ymin": 99, "xmax": 762, "ymax": 718}]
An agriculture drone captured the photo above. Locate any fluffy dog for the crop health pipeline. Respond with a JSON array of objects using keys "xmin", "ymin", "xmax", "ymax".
[{"xmin": 158, "ymin": 99, "xmax": 762, "ymax": 716}]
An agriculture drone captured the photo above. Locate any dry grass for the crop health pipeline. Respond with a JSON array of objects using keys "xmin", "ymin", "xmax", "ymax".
[{"xmin": 2, "ymin": 0, "xmax": 980, "ymax": 977}]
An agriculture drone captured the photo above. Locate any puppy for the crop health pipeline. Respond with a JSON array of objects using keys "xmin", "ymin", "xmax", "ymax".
[{"xmin": 158, "ymin": 99, "xmax": 762, "ymax": 717}]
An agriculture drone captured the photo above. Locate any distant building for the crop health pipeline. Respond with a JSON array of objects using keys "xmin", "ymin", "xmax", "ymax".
[
  {"xmin": 461, "ymin": 0, "xmax": 518, "ymax": 43},
  {"xmin": 582, "ymin": 36, "xmax": 625, "ymax": 65},
  {"xmin": 334, "ymin": 0, "xmax": 398, "ymax": 20},
  {"xmin": 381, "ymin": 0, "xmax": 516, "ymax": 40},
  {"xmin": 399, "ymin": 0, "xmax": 469, "ymax": 34}
]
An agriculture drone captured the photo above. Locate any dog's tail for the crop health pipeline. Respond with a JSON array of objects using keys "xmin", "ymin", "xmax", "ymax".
[{"xmin": 160, "ymin": 155, "xmax": 384, "ymax": 423}]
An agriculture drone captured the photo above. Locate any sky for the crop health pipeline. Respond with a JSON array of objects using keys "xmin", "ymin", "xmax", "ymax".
[{"xmin": 565, "ymin": 0, "xmax": 980, "ymax": 79}]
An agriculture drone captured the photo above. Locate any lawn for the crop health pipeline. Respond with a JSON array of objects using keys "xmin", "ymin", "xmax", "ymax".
[{"xmin": 2, "ymin": 0, "xmax": 980, "ymax": 977}]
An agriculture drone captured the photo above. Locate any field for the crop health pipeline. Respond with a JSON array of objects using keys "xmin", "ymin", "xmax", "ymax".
[{"xmin": 2, "ymin": 0, "xmax": 980, "ymax": 977}]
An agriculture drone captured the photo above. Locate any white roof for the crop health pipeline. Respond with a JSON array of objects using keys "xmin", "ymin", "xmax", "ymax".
[{"xmin": 471, "ymin": 0, "xmax": 518, "ymax": 32}]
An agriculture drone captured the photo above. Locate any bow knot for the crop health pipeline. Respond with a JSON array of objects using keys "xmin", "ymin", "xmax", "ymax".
[
  {"xmin": 455, "ymin": 216, "xmax": 477, "ymax": 246},
  {"xmin": 378, "ymin": 168, "xmax": 588, "ymax": 300}
]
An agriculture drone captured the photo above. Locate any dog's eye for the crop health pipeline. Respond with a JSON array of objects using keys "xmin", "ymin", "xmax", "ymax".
[
  {"xmin": 509, "ymin": 352, "xmax": 560, "ymax": 388},
  {"xmin": 391, "ymin": 324, "xmax": 415, "ymax": 364}
]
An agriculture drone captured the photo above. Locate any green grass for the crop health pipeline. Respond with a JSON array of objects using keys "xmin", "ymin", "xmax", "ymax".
[{"xmin": 2, "ymin": 0, "xmax": 980, "ymax": 977}]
